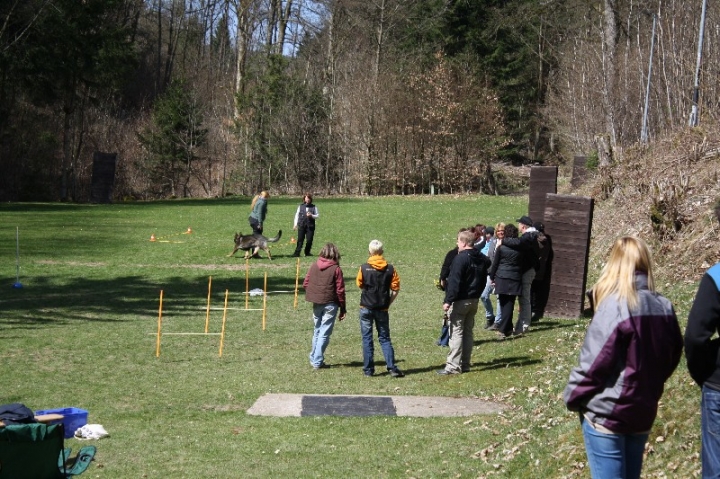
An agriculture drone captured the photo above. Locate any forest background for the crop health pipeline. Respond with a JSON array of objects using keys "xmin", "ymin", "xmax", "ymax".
[{"xmin": 0, "ymin": 0, "xmax": 717, "ymax": 202}]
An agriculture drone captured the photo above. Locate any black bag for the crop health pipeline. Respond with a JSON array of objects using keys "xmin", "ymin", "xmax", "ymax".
[{"xmin": 0, "ymin": 403, "xmax": 37, "ymax": 425}]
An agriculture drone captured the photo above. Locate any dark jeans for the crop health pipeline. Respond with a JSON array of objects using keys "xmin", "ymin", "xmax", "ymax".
[
  {"xmin": 294, "ymin": 226, "xmax": 315, "ymax": 255},
  {"xmin": 359, "ymin": 308, "xmax": 397, "ymax": 375},
  {"xmin": 702, "ymin": 385, "xmax": 720, "ymax": 478},
  {"xmin": 249, "ymin": 216, "xmax": 263, "ymax": 235},
  {"xmin": 497, "ymin": 294, "xmax": 517, "ymax": 335}
]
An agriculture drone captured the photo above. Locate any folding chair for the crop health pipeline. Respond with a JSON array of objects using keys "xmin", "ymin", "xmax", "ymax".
[{"xmin": 0, "ymin": 423, "xmax": 95, "ymax": 479}]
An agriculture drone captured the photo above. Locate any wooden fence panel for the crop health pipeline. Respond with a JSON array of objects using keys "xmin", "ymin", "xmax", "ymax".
[
  {"xmin": 571, "ymin": 156, "xmax": 588, "ymax": 188},
  {"xmin": 542, "ymin": 194, "xmax": 594, "ymax": 319},
  {"xmin": 528, "ymin": 166, "xmax": 558, "ymax": 224},
  {"xmin": 91, "ymin": 152, "xmax": 117, "ymax": 204}
]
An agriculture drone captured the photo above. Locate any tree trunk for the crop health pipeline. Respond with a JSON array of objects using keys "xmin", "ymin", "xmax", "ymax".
[{"xmin": 601, "ymin": 0, "xmax": 618, "ymax": 158}]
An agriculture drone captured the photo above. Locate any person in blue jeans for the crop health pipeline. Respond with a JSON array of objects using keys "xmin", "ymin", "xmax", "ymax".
[
  {"xmin": 356, "ymin": 240, "xmax": 404, "ymax": 378},
  {"xmin": 685, "ymin": 199, "xmax": 720, "ymax": 478},
  {"xmin": 303, "ymin": 243, "xmax": 346, "ymax": 369},
  {"xmin": 564, "ymin": 236, "xmax": 682, "ymax": 479}
]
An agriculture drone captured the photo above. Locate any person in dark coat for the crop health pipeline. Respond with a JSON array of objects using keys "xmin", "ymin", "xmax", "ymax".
[
  {"xmin": 685, "ymin": 199, "xmax": 720, "ymax": 478},
  {"xmin": 489, "ymin": 224, "xmax": 524, "ymax": 338},
  {"xmin": 531, "ymin": 221, "xmax": 552, "ymax": 322},
  {"xmin": 292, "ymin": 193, "xmax": 319, "ymax": 257},
  {"xmin": 438, "ymin": 229, "xmax": 491, "ymax": 374}
]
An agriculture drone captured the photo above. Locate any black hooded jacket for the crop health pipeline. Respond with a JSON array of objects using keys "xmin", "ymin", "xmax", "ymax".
[{"xmin": 444, "ymin": 247, "xmax": 491, "ymax": 304}]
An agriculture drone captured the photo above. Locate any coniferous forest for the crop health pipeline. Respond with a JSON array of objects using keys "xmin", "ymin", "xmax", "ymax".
[{"xmin": 1, "ymin": 0, "xmax": 718, "ymax": 201}]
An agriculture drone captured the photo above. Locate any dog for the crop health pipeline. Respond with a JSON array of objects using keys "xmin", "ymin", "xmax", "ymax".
[{"xmin": 227, "ymin": 230, "xmax": 282, "ymax": 260}]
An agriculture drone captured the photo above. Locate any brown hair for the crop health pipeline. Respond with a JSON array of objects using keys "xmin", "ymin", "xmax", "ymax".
[
  {"xmin": 304, "ymin": 193, "xmax": 313, "ymax": 202},
  {"xmin": 319, "ymin": 243, "xmax": 341, "ymax": 262}
]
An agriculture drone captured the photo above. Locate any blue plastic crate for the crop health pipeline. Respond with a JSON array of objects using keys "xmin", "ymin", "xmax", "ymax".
[{"xmin": 34, "ymin": 407, "xmax": 88, "ymax": 439}]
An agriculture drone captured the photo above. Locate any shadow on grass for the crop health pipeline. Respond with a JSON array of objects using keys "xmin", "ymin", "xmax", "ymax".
[
  {"xmin": 0, "ymin": 271, "xmax": 300, "ymax": 330},
  {"xmin": 475, "ymin": 356, "xmax": 542, "ymax": 370}
]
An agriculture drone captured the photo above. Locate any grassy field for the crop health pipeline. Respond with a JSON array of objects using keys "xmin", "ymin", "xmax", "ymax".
[{"xmin": 0, "ymin": 195, "xmax": 702, "ymax": 478}]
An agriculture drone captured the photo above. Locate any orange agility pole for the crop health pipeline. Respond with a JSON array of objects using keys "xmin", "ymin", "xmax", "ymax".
[
  {"xmin": 219, "ymin": 289, "xmax": 229, "ymax": 357},
  {"xmin": 293, "ymin": 257, "xmax": 301, "ymax": 309},
  {"xmin": 205, "ymin": 276, "xmax": 212, "ymax": 333},
  {"xmin": 262, "ymin": 272, "xmax": 268, "ymax": 330},
  {"xmin": 245, "ymin": 258, "xmax": 250, "ymax": 309},
  {"xmin": 156, "ymin": 290, "xmax": 164, "ymax": 357}
]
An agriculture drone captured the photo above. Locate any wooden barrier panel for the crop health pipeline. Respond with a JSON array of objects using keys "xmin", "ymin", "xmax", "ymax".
[
  {"xmin": 91, "ymin": 152, "xmax": 117, "ymax": 204},
  {"xmin": 542, "ymin": 194, "xmax": 594, "ymax": 319},
  {"xmin": 528, "ymin": 166, "xmax": 558, "ymax": 224},
  {"xmin": 571, "ymin": 156, "xmax": 588, "ymax": 188}
]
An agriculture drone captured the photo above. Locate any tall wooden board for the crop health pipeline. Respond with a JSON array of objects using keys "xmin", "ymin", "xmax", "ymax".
[
  {"xmin": 543, "ymin": 194, "xmax": 594, "ymax": 319},
  {"xmin": 528, "ymin": 166, "xmax": 558, "ymax": 223}
]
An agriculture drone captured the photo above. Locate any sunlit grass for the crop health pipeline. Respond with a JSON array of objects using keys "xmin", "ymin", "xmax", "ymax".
[{"xmin": 0, "ymin": 196, "xmax": 701, "ymax": 478}]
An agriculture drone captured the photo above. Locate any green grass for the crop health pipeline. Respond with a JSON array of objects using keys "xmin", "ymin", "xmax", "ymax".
[{"xmin": 0, "ymin": 195, "xmax": 702, "ymax": 478}]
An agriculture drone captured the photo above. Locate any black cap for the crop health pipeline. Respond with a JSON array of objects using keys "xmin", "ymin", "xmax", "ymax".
[
  {"xmin": 485, "ymin": 226, "xmax": 495, "ymax": 235},
  {"xmin": 533, "ymin": 221, "xmax": 545, "ymax": 232},
  {"xmin": 517, "ymin": 215, "xmax": 533, "ymax": 226}
]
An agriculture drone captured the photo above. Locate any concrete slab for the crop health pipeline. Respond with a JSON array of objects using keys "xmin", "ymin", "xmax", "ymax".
[{"xmin": 246, "ymin": 393, "xmax": 507, "ymax": 417}]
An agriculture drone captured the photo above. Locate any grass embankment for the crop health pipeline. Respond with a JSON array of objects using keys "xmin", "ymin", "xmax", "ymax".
[{"xmin": 0, "ymin": 196, "xmax": 701, "ymax": 478}]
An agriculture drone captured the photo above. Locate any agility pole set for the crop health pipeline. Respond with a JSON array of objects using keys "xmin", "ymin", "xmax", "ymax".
[{"xmin": 154, "ymin": 257, "xmax": 303, "ymax": 357}]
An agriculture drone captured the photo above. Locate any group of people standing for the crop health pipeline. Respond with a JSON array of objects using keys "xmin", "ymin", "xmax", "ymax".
[{"xmin": 437, "ymin": 215, "xmax": 552, "ymax": 345}]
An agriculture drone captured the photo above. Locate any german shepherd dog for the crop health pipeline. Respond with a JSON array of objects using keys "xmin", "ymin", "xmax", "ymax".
[{"xmin": 227, "ymin": 230, "xmax": 282, "ymax": 259}]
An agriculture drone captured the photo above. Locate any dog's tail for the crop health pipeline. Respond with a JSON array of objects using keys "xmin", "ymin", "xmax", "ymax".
[{"xmin": 268, "ymin": 230, "xmax": 282, "ymax": 243}]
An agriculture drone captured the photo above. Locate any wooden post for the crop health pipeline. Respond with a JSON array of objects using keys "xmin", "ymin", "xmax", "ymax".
[{"xmin": 155, "ymin": 290, "xmax": 164, "ymax": 357}]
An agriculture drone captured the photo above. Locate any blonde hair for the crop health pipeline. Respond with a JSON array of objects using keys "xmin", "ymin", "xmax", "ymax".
[
  {"xmin": 591, "ymin": 236, "xmax": 655, "ymax": 311},
  {"xmin": 368, "ymin": 239, "xmax": 383, "ymax": 255},
  {"xmin": 250, "ymin": 191, "xmax": 269, "ymax": 210}
]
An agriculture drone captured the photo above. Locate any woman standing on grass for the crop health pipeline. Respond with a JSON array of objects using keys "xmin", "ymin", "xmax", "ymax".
[
  {"xmin": 303, "ymin": 243, "xmax": 346, "ymax": 370},
  {"xmin": 563, "ymin": 236, "xmax": 682, "ymax": 479},
  {"xmin": 488, "ymin": 224, "xmax": 523, "ymax": 338},
  {"xmin": 249, "ymin": 191, "xmax": 269, "ymax": 235}
]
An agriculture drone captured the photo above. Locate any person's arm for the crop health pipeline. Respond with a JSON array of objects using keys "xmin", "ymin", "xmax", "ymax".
[
  {"xmin": 389, "ymin": 268, "xmax": 400, "ymax": 305},
  {"xmin": 489, "ymin": 247, "xmax": 501, "ymax": 281},
  {"xmin": 563, "ymin": 299, "xmax": 625, "ymax": 411},
  {"xmin": 311, "ymin": 206, "xmax": 319, "ymax": 219},
  {"xmin": 443, "ymin": 253, "xmax": 464, "ymax": 306},
  {"xmin": 293, "ymin": 206, "xmax": 300, "ymax": 229},
  {"xmin": 356, "ymin": 267, "xmax": 364, "ymax": 289},
  {"xmin": 501, "ymin": 234, "xmax": 533, "ymax": 251},
  {"xmin": 685, "ymin": 273, "xmax": 720, "ymax": 386},
  {"xmin": 335, "ymin": 267, "xmax": 347, "ymax": 320}
]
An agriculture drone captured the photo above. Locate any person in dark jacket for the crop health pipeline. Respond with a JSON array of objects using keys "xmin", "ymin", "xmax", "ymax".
[
  {"xmin": 356, "ymin": 240, "xmax": 403, "ymax": 378},
  {"xmin": 303, "ymin": 243, "xmax": 346, "ymax": 370},
  {"xmin": 685, "ymin": 199, "xmax": 720, "ymax": 477},
  {"xmin": 489, "ymin": 224, "xmax": 524, "ymax": 338},
  {"xmin": 435, "ymin": 227, "xmax": 471, "ymax": 347},
  {"xmin": 530, "ymin": 221, "xmax": 552, "ymax": 323},
  {"xmin": 437, "ymin": 229, "xmax": 491, "ymax": 375},
  {"xmin": 500, "ymin": 215, "xmax": 542, "ymax": 333},
  {"xmin": 564, "ymin": 236, "xmax": 682, "ymax": 479},
  {"xmin": 292, "ymin": 193, "xmax": 319, "ymax": 257}
]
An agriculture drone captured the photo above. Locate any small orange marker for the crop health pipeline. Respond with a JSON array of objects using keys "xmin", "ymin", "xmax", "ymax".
[
  {"xmin": 150, "ymin": 234, "xmax": 156, "ymax": 242},
  {"xmin": 185, "ymin": 227, "xmax": 192, "ymax": 234},
  {"xmin": 290, "ymin": 237, "xmax": 296, "ymax": 243}
]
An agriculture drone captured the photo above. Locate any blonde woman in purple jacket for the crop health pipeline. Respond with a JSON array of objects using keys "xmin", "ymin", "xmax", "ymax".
[{"xmin": 563, "ymin": 236, "xmax": 682, "ymax": 479}]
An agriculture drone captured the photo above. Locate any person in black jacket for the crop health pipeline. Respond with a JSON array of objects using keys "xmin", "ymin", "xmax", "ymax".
[
  {"xmin": 489, "ymin": 224, "xmax": 524, "ymax": 338},
  {"xmin": 356, "ymin": 240, "xmax": 404, "ymax": 378},
  {"xmin": 685, "ymin": 199, "xmax": 720, "ymax": 477},
  {"xmin": 435, "ymin": 227, "xmax": 470, "ymax": 347},
  {"xmin": 437, "ymin": 229, "xmax": 491, "ymax": 375},
  {"xmin": 292, "ymin": 193, "xmax": 319, "ymax": 257}
]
